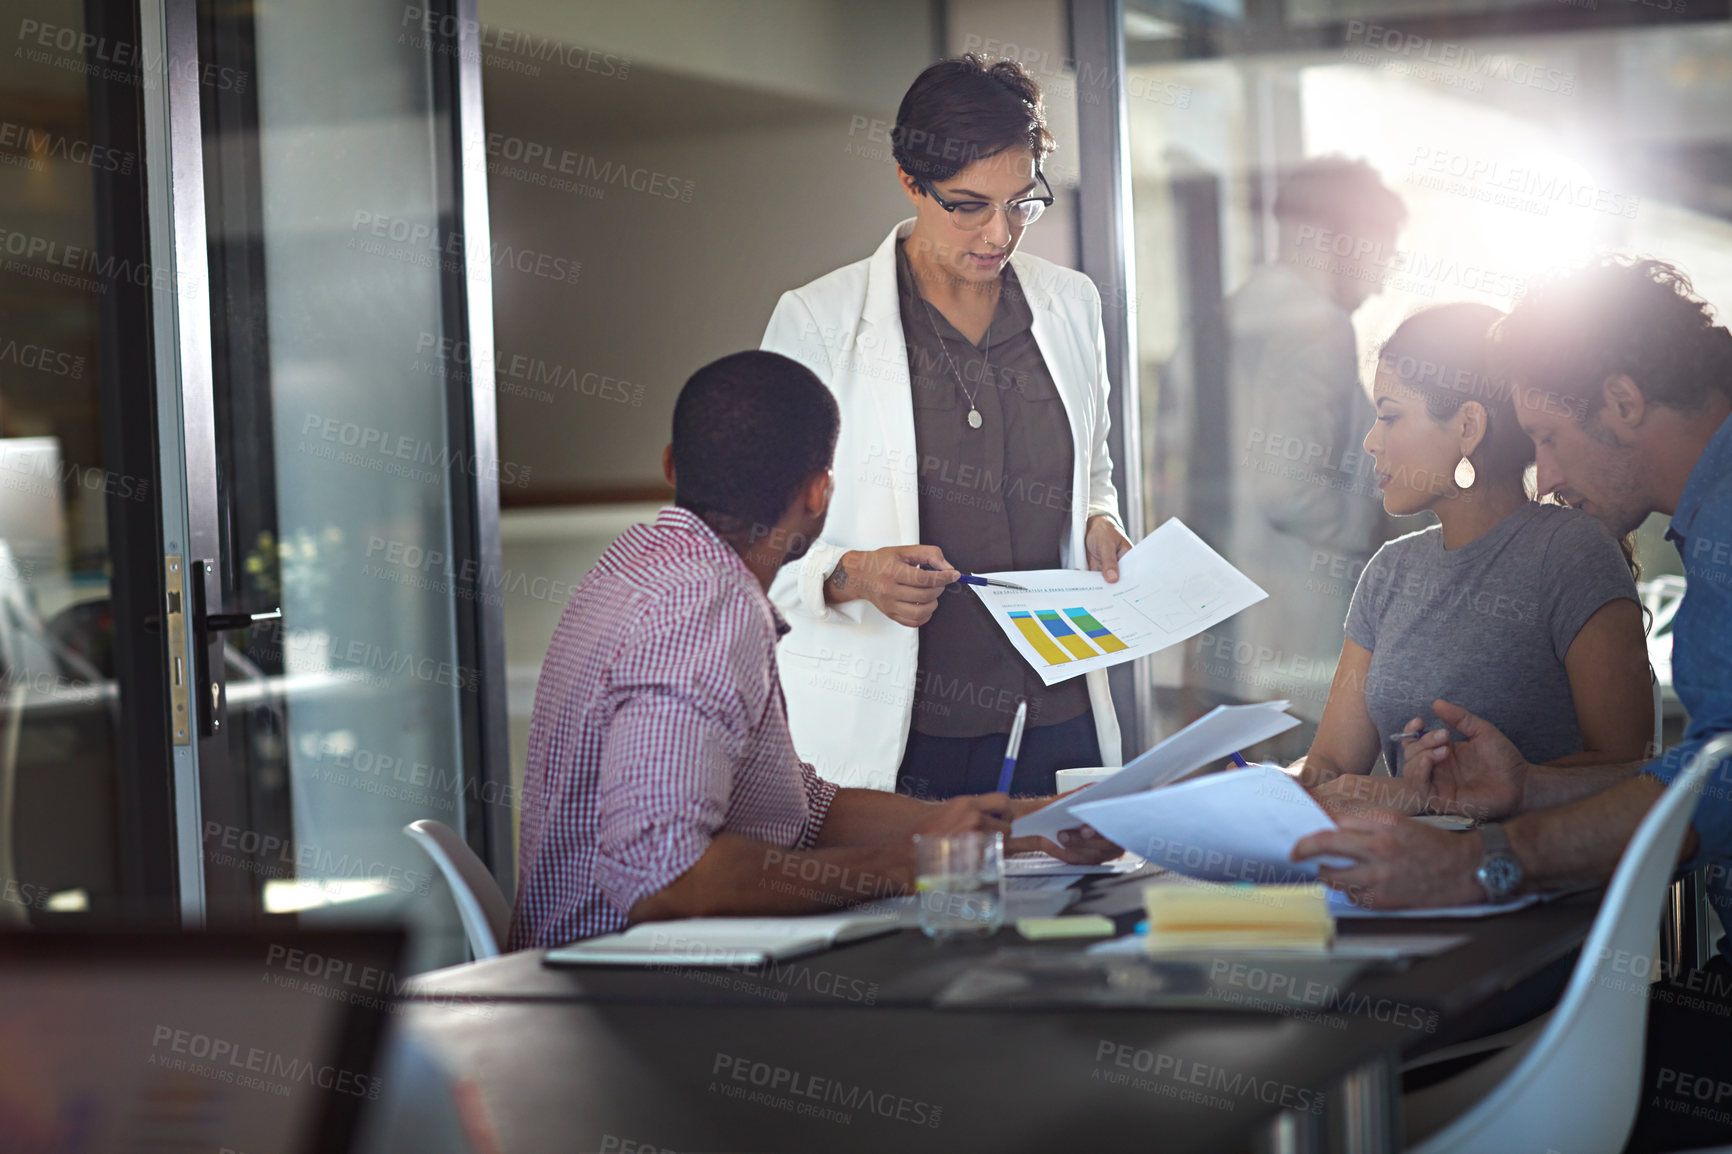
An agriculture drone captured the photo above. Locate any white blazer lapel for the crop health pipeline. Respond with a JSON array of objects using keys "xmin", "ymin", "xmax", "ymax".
[{"xmin": 858, "ymin": 220, "xmax": 921, "ymax": 544}]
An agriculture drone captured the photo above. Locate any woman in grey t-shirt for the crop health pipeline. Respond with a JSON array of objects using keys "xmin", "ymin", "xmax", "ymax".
[{"xmin": 1294, "ymin": 304, "xmax": 1652, "ymax": 794}]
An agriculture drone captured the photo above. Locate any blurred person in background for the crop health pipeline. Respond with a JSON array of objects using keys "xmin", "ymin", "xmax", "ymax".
[{"xmin": 1206, "ymin": 158, "xmax": 1407, "ymax": 755}]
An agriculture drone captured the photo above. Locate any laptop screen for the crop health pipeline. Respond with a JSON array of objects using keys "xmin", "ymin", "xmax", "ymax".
[{"xmin": 0, "ymin": 928, "xmax": 404, "ymax": 1154}]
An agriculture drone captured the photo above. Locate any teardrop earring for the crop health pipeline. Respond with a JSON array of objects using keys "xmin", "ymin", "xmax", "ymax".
[{"xmin": 1454, "ymin": 455, "xmax": 1477, "ymax": 490}]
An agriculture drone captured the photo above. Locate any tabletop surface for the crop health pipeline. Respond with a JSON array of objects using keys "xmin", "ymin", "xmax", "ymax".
[{"xmin": 400, "ymin": 888, "xmax": 1600, "ymax": 1154}]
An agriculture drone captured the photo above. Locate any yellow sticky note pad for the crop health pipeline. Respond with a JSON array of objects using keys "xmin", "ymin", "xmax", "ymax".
[
  {"xmin": 1142, "ymin": 883, "xmax": 1333, "ymax": 954},
  {"xmin": 1015, "ymin": 915, "xmax": 1117, "ymax": 940}
]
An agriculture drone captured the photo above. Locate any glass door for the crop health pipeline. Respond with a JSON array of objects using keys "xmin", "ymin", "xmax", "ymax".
[{"xmin": 156, "ymin": 0, "xmax": 509, "ymax": 969}]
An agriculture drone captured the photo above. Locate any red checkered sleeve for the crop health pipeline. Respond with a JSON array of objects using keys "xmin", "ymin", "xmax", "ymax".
[{"xmin": 795, "ymin": 762, "xmax": 839, "ymax": 850}]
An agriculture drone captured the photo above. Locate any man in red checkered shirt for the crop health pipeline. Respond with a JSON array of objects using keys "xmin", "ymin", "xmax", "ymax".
[{"xmin": 512, "ymin": 351, "xmax": 1116, "ymax": 948}]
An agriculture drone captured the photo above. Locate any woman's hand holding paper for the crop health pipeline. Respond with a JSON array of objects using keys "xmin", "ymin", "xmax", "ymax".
[{"xmin": 1084, "ymin": 515, "xmax": 1133, "ymax": 583}]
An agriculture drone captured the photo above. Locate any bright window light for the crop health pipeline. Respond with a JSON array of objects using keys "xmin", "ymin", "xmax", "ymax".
[
  {"xmin": 1300, "ymin": 60, "xmax": 1641, "ymax": 364},
  {"xmin": 263, "ymin": 878, "xmax": 396, "ymax": 914},
  {"xmin": 45, "ymin": 889, "xmax": 88, "ymax": 913}
]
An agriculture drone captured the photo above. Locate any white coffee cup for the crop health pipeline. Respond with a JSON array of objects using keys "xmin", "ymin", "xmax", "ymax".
[{"xmin": 1054, "ymin": 766, "xmax": 1121, "ymax": 795}]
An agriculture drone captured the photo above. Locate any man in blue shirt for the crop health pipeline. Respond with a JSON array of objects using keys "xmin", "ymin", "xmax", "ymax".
[{"xmin": 1291, "ymin": 256, "xmax": 1732, "ymax": 1148}]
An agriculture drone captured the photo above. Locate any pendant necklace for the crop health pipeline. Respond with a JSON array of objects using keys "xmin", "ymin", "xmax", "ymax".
[{"xmin": 919, "ymin": 290, "xmax": 993, "ymax": 430}]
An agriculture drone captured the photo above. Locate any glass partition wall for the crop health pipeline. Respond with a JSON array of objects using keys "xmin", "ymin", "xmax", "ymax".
[
  {"xmin": 0, "ymin": 0, "xmax": 509, "ymax": 972},
  {"xmin": 183, "ymin": 0, "xmax": 507, "ymax": 968},
  {"xmin": 0, "ymin": 0, "xmax": 178, "ymax": 925},
  {"xmin": 1123, "ymin": 0, "xmax": 1730, "ymax": 757}
]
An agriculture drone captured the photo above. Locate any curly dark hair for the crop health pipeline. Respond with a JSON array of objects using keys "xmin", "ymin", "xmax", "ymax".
[
  {"xmin": 1491, "ymin": 255, "xmax": 1732, "ymax": 424},
  {"xmin": 892, "ymin": 54, "xmax": 1055, "ymax": 184}
]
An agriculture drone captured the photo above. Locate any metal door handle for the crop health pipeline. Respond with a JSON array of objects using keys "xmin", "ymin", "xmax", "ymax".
[
  {"xmin": 189, "ymin": 560, "xmax": 280, "ymax": 737},
  {"xmin": 204, "ymin": 608, "xmax": 281, "ymax": 632}
]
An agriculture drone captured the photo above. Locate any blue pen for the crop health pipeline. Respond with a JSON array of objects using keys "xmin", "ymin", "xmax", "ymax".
[
  {"xmin": 916, "ymin": 563, "xmax": 1027, "ymax": 591},
  {"xmin": 1229, "ymin": 752, "xmax": 1251, "ymax": 768},
  {"xmin": 957, "ymin": 574, "xmax": 1029, "ymax": 590},
  {"xmin": 997, "ymin": 701, "xmax": 1029, "ymax": 794}
]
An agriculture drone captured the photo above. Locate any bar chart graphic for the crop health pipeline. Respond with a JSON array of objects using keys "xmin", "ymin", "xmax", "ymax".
[
  {"xmin": 1063, "ymin": 607, "xmax": 1129, "ymax": 652},
  {"xmin": 1008, "ymin": 610, "xmax": 1073, "ymax": 665},
  {"xmin": 1006, "ymin": 607, "xmax": 1135, "ymax": 668},
  {"xmin": 1034, "ymin": 609, "xmax": 1102, "ymax": 660}
]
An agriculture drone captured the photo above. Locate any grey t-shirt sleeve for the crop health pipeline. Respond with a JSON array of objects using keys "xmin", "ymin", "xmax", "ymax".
[
  {"xmin": 1541, "ymin": 511, "xmax": 1640, "ymax": 662},
  {"xmin": 1344, "ymin": 541, "xmax": 1397, "ymax": 651}
]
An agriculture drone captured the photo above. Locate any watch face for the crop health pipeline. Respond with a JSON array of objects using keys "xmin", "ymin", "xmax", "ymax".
[{"xmin": 1480, "ymin": 855, "xmax": 1522, "ymax": 898}]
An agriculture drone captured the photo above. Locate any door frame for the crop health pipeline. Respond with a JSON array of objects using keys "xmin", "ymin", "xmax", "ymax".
[
  {"xmin": 142, "ymin": 0, "xmax": 513, "ymax": 922},
  {"xmin": 1070, "ymin": 0, "xmax": 1153, "ymax": 756}
]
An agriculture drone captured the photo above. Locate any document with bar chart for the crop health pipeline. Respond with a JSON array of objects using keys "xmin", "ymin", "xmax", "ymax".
[{"xmin": 970, "ymin": 518, "xmax": 1267, "ymax": 685}]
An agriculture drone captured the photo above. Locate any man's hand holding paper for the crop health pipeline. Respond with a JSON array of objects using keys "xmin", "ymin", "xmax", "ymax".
[
  {"xmin": 1005, "ymin": 797, "xmax": 1121, "ymax": 864},
  {"xmin": 1291, "ymin": 809, "xmax": 1485, "ymax": 910}
]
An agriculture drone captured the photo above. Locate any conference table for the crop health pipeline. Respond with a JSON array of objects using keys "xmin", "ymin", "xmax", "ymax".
[{"xmin": 400, "ymin": 881, "xmax": 1598, "ymax": 1154}]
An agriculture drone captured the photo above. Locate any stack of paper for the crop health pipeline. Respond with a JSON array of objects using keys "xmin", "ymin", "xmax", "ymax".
[
  {"xmin": 545, "ymin": 912, "xmax": 899, "ymax": 967},
  {"xmin": 1013, "ymin": 700, "xmax": 1301, "ymax": 842},
  {"xmin": 1142, "ymin": 883, "xmax": 1334, "ymax": 954}
]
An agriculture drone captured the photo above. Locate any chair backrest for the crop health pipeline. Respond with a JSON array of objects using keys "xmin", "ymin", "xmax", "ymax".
[
  {"xmin": 404, "ymin": 820, "xmax": 512, "ymax": 960},
  {"xmin": 1416, "ymin": 732, "xmax": 1732, "ymax": 1154},
  {"xmin": 1652, "ymin": 671, "xmax": 1664, "ymax": 762}
]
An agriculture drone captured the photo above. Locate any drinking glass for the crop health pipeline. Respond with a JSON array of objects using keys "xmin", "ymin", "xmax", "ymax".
[{"xmin": 914, "ymin": 831, "xmax": 1005, "ymax": 940}]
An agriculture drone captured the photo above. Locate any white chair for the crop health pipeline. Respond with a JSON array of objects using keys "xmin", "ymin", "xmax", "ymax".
[
  {"xmin": 1404, "ymin": 674, "xmax": 1675, "ymax": 1094},
  {"xmin": 404, "ymin": 820, "xmax": 512, "ymax": 960},
  {"xmin": 1408, "ymin": 732, "xmax": 1732, "ymax": 1154}
]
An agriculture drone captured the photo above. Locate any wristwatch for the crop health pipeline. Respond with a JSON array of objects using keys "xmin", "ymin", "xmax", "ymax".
[{"xmin": 1474, "ymin": 823, "xmax": 1524, "ymax": 903}]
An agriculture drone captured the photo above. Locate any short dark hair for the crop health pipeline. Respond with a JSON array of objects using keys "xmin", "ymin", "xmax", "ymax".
[
  {"xmin": 671, "ymin": 351, "xmax": 839, "ymax": 537},
  {"xmin": 1491, "ymin": 255, "xmax": 1732, "ymax": 424},
  {"xmin": 1379, "ymin": 302, "xmax": 1533, "ymax": 491},
  {"xmin": 892, "ymin": 54, "xmax": 1055, "ymax": 184},
  {"xmin": 1273, "ymin": 156, "xmax": 1406, "ymax": 241}
]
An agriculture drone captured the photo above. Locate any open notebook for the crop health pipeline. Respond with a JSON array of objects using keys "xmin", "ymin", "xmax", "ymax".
[{"xmin": 546, "ymin": 912, "xmax": 901, "ymax": 967}]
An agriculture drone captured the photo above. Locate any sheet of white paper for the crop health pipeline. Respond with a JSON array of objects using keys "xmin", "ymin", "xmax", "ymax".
[
  {"xmin": 851, "ymin": 890, "xmax": 1077, "ymax": 923},
  {"xmin": 1070, "ymin": 764, "xmax": 1350, "ymax": 883},
  {"xmin": 1327, "ymin": 891, "xmax": 1541, "ymax": 918},
  {"xmin": 1006, "ymin": 874, "xmax": 1079, "ymax": 892},
  {"xmin": 1085, "ymin": 932, "xmax": 1469, "ymax": 961},
  {"xmin": 969, "ymin": 518, "xmax": 1267, "ymax": 686},
  {"xmin": 1004, "ymin": 852, "xmax": 1147, "ymax": 877},
  {"xmin": 1011, "ymin": 700, "xmax": 1301, "ymax": 841},
  {"xmin": 1414, "ymin": 814, "xmax": 1477, "ymax": 831}
]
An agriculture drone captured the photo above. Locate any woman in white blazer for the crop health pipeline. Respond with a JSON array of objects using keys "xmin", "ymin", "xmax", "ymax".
[{"xmin": 760, "ymin": 55, "xmax": 1130, "ymax": 798}]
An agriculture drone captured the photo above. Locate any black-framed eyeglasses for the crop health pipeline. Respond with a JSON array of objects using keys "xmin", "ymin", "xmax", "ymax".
[{"xmin": 915, "ymin": 170, "xmax": 1054, "ymax": 231}]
